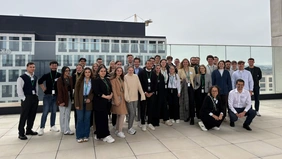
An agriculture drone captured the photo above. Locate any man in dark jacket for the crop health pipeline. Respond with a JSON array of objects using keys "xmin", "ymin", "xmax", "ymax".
[{"xmin": 245, "ymin": 58, "xmax": 262, "ymax": 116}]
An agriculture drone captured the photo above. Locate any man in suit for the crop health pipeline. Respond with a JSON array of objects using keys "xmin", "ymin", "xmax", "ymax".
[
  {"xmin": 133, "ymin": 57, "xmax": 143, "ymax": 75},
  {"xmin": 245, "ymin": 58, "xmax": 262, "ymax": 116}
]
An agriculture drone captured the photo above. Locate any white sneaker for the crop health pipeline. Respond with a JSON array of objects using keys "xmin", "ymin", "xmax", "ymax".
[
  {"xmin": 165, "ymin": 120, "xmax": 173, "ymax": 126},
  {"xmin": 175, "ymin": 119, "xmax": 180, "ymax": 124},
  {"xmin": 116, "ymin": 132, "xmax": 126, "ymax": 138},
  {"xmin": 50, "ymin": 126, "xmax": 59, "ymax": 132},
  {"xmin": 198, "ymin": 121, "xmax": 207, "ymax": 131},
  {"xmin": 171, "ymin": 119, "xmax": 175, "ymax": 123},
  {"xmin": 141, "ymin": 125, "xmax": 147, "ymax": 131},
  {"xmin": 103, "ymin": 135, "xmax": 115, "ymax": 143},
  {"xmin": 128, "ymin": 128, "xmax": 136, "ymax": 135},
  {"xmin": 256, "ymin": 111, "xmax": 261, "ymax": 116},
  {"xmin": 94, "ymin": 134, "xmax": 99, "ymax": 140},
  {"xmin": 38, "ymin": 128, "xmax": 44, "ymax": 136},
  {"xmin": 212, "ymin": 127, "xmax": 220, "ymax": 130},
  {"xmin": 114, "ymin": 130, "xmax": 119, "ymax": 135},
  {"xmin": 64, "ymin": 131, "xmax": 74, "ymax": 135},
  {"xmin": 148, "ymin": 124, "xmax": 155, "ymax": 131},
  {"xmin": 138, "ymin": 122, "xmax": 142, "ymax": 128}
]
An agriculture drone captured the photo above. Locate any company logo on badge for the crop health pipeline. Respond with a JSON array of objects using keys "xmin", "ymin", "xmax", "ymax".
[{"xmin": 0, "ymin": 49, "xmax": 12, "ymax": 55}]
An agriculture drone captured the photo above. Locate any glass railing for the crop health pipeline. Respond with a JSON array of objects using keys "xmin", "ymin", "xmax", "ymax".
[{"xmin": 0, "ymin": 42, "xmax": 280, "ymax": 105}]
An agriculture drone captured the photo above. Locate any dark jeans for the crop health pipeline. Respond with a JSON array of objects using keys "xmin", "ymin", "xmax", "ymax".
[
  {"xmin": 168, "ymin": 89, "xmax": 180, "ymax": 120},
  {"xmin": 40, "ymin": 95, "xmax": 57, "ymax": 128},
  {"xmin": 140, "ymin": 94, "xmax": 155, "ymax": 125},
  {"xmin": 253, "ymin": 86, "xmax": 260, "ymax": 111},
  {"xmin": 228, "ymin": 108, "xmax": 256, "ymax": 126},
  {"xmin": 18, "ymin": 95, "xmax": 39, "ymax": 135},
  {"xmin": 76, "ymin": 104, "xmax": 91, "ymax": 139}
]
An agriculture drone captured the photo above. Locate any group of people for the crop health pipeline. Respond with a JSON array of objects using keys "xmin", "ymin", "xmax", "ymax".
[{"xmin": 16, "ymin": 54, "xmax": 262, "ymax": 143}]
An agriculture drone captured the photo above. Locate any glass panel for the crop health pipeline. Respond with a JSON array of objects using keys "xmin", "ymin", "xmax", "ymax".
[
  {"xmin": 149, "ymin": 41, "xmax": 156, "ymax": 53},
  {"xmin": 0, "ymin": 36, "xmax": 7, "ymax": 49},
  {"xmin": 22, "ymin": 37, "xmax": 32, "ymax": 51},
  {"xmin": 226, "ymin": 46, "xmax": 251, "ymax": 62},
  {"xmin": 170, "ymin": 45, "xmax": 199, "ymax": 61},
  {"xmin": 111, "ymin": 40, "xmax": 120, "ymax": 53},
  {"xmin": 90, "ymin": 39, "xmax": 100, "ymax": 52},
  {"xmin": 85, "ymin": 55, "xmax": 95, "ymax": 66},
  {"xmin": 0, "ymin": 70, "xmax": 6, "ymax": 82},
  {"xmin": 15, "ymin": 55, "xmax": 26, "ymax": 66},
  {"xmin": 68, "ymin": 38, "xmax": 78, "ymax": 52},
  {"xmin": 14, "ymin": 85, "xmax": 18, "ymax": 97},
  {"xmin": 121, "ymin": 40, "xmax": 129, "ymax": 53},
  {"xmin": 58, "ymin": 38, "xmax": 67, "ymax": 52},
  {"xmin": 9, "ymin": 70, "xmax": 19, "ymax": 82},
  {"xmin": 2, "ymin": 85, "xmax": 12, "ymax": 97},
  {"xmin": 199, "ymin": 45, "xmax": 226, "ymax": 65},
  {"xmin": 9, "ymin": 37, "xmax": 19, "ymax": 51},
  {"xmin": 106, "ymin": 55, "xmax": 115, "ymax": 66},
  {"xmin": 56, "ymin": 55, "xmax": 62, "ymax": 66},
  {"xmin": 116, "ymin": 55, "xmax": 125, "ymax": 65},
  {"xmin": 2, "ymin": 54, "xmax": 13, "ymax": 66},
  {"xmin": 63, "ymin": 55, "xmax": 72, "ymax": 66},
  {"xmin": 80, "ymin": 39, "xmax": 89, "ymax": 52},
  {"xmin": 101, "ymin": 39, "xmax": 109, "ymax": 52},
  {"xmin": 28, "ymin": 55, "xmax": 34, "ymax": 62},
  {"xmin": 158, "ymin": 41, "xmax": 166, "ymax": 54},
  {"xmin": 140, "ymin": 40, "xmax": 148, "ymax": 53},
  {"xmin": 131, "ymin": 40, "xmax": 138, "ymax": 53}
]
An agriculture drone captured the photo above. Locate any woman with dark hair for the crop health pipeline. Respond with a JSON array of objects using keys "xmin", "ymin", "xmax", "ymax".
[
  {"xmin": 57, "ymin": 66, "xmax": 74, "ymax": 135},
  {"xmin": 93, "ymin": 66, "xmax": 115, "ymax": 143},
  {"xmin": 74, "ymin": 67, "xmax": 94, "ymax": 143},
  {"xmin": 194, "ymin": 65, "xmax": 212, "ymax": 119},
  {"xmin": 110, "ymin": 67, "xmax": 127, "ymax": 138},
  {"xmin": 199, "ymin": 86, "xmax": 224, "ymax": 131},
  {"xmin": 178, "ymin": 58, "xmax": 196, "ymax": 125}
]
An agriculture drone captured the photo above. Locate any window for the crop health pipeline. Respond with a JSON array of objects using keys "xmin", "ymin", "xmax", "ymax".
[
  {"xmin": 9, "ymin": 70, "xmax": 19, "ymax": 82},
  {"xmin": 0, "ymin": 70, "xmax": 6, "ymax": 82},
  {"xmin": 101, "ymin": 39, "xmax": 109, "ymax": 52},
  {"xmin": 149, "ymin": 41, "xmax": 156, "ymax": 53},
  {"xmin": 261, "ymin": 77, "xmax": 265, "ymax": 82},
  {"xmin": 260, "ymin": 83, "xmax": 265, "ymax": 88},
  {"xmin": 111, "ymin": 40, "xmax": 120, "ymax": 53},
  {"xmin": 2, "ymin": 54, "xmax": 13, "ymax": 66},
  {"xmin": 22, "ymin": 37, "xmax": 32, "ymax": 51},
  {"xmin": 15, "ymin": 55, "xmax": 26, "ymax": 66},
  {"xmin": 9, "ymin": 37, "xmax": 19, "ymax": 51},
  {"xmin": 106, "ymin": 55, "xmax": 115, "ymax": 66},
  {"xmin": 28, "ymin": 55, "xmax": 34, "ymax": 62},
  {"xmin": 140, "ymin": 40, "xmax": 148, "ymax": 53},
  {"xmin": 269, "ymin": 83, "xmax": 273, "ymax": 88},
  {"xmin": 131, "ymin": 40, "xmax": 138, "ymax": 53},
  {"xmin": 56, "ymin": 55, "xmax": 62, "ymax": 66},
  {"xmin": 63, "ymin": 55, "xmax": 72, "ymax": 66},
  {"xmin": 116, "ymin": 55, "xmax": 125, "ymax": 65},
  {"xmin": 121, "ymin": 40, "xmax": 129, "ymax": 53},
  {"xmin": 85, "ymin": 55, "xmax": 94, "ymax": 66},
  {"xmin": 269, "ymin": 77, "xmax": 272, "ymax": 82},
  {"xmin": 58, "ymin": 38, "xmax": 67, "ymax": 52},
  {"xmin": 80, "ymin": 39, "xmax": 89, "ymax": 52},
  {"xmin": 2, "ymin": 85, "xmax": 12, "ymax": 97},
  {"xmin": 15, "ymin": 85, "xmax": 18, "ymax": 97},
  {"xmin": 158, "ymin": 41, "xmax": 166, "ymax": 53},
  {"xmin": 68, "ymin": 38, "xmax": 78, "ymax": 52},
  {"xmin": 90, "ymin": 39, "xmax": 100, "ymax": 52},
  {"xmin": 0, "ymin": 36, "xmax": 7, "ymax": 49}
]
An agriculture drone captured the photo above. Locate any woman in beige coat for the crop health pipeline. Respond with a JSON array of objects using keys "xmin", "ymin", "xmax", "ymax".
[{"xmin": 110, "ymin": 67, "xmax": 127, "ymax": 138}]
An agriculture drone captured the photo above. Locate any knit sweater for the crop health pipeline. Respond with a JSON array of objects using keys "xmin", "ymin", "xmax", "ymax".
[{"xmin": 124, "ymin": 74, "xmax": 146, "ymax": 102}]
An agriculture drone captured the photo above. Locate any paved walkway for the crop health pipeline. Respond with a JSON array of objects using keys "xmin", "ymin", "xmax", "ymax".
[{"xmin": 1, "ymin": 100, "xmax": 282, "ymax": 159}]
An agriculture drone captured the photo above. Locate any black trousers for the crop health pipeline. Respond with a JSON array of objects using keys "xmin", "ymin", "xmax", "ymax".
[
  {"xmin": 188, "ymin": 86, "xmax": 195, "ymax": 118},
  {"xmin": 141, "ymin": 94, "xmax": 155, "ymax": 125},
  {"xmin": 18, "ymin": 95, "xmax": 39, "ymax": 135},
  {"xmin": 195, "ymin": 88, "xmax": 207, "ymax": 119},
  {"xmin": 159, "ymin": 89, "xmax": 169, "ymax": 121},
  {"xmin": 253, "ymin": 86, "xmax": 260, "ymax": 111},
  {"xmin": 94, "ymin": 110, "xmax": 110, "ymax": 139},
  {"xmin": 201, "ymin": 111, "xmax": 224, "ymax": 129},
  {"xmin": 168, "ymin": 89, "xmax": 180, "ymax": 120}
]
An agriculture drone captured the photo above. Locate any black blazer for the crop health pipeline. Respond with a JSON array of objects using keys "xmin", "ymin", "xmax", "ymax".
[
  {"xmin": 138, "ymin": 69, "xmax": 158, "ymax": 93},
  {"xmin": 92, "ymin": 78, "xmax": 112, "ymax": 111},
  {"xmin": 134, "ymin": 67, "xmax": 143, "ymax": 75},
  {"xmin": 245, "ymin": 66, "xmax": 262, "ymax": 88},
  {"xmin": 200, "ymin": 95, "xmax": 224, "ymax": 117}
]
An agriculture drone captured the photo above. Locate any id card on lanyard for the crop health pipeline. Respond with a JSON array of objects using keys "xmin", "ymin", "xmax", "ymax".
[{"xmin": 31, "ymin": 76, "xmax": 36, "ymax": 95}]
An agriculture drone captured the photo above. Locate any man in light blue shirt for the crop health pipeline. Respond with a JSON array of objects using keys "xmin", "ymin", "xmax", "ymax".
[{"xmin": 231, "ymin": 61, "xmax": 253, "ymax": 96}]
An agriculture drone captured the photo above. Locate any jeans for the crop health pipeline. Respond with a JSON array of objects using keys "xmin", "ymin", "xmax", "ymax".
[
  {"xmin": 59, "ymin": 96, "xmax": 72, "ymax": 133},
  {"xmin": 228, "ymin": 108, "xmax": 256, "ymax": 126},
  {"xmin": 253, "ymin": 86, "xmax": 260, "ymax": 111},
  {"xmin": 76, "ymin": 104, "xmax": 91, "ymax": 139},
  {"xmin": 40, "ymin": 95, "xmax": 57, "ymax": 128}
]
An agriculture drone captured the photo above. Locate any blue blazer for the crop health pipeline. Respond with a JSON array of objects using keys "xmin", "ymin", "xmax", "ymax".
[{"xmin": 212, "ymin": 70, "xmax": 232, "ymax": 95}]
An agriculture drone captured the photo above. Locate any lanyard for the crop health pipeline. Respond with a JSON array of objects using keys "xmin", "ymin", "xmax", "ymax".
[
  {"xmin": 84, "ymin": 79, "xmax": 90, "ymax": 95},
  {"xmin": 201, "ymin": 74, "xmax": 205, "ymax": 87},
  {"xmin": 50, "ymin": 72, "xmax": 57, "ymax": 88},
  {"xmin": 31, "ymin": 77, "xmax": 35, "ymax": 86},
  {"xmin": 146, "ymin": 71, "xmax": 152, "ymax": 79},
  {"xmin": 184, "ymin": 69, "xmax": 190, "ymax": 81},
  {"xmin": 102, "ymin": 78, "xmax": 110, "ymax": 93},
  {"xmin": 161, "ymin": 69, "xmax": 168, "ymax": 82}
]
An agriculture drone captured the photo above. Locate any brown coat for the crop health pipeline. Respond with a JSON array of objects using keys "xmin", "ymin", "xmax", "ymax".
[
  {"xmin": 74, "ymin": 78, "xmax": 94, "ymax": 111},
  {"xmin": 110, "ymin": 77, "xmax": 127, "ymax": 115},
  {"xmin": 57, "ymin": 76, "xmax": 73, "ymax": 107}
]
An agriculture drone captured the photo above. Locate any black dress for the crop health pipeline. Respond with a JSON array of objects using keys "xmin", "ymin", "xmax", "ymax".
[{"xmin": 200, "ymin": 95, "xmax": 224, "ymax": 130}]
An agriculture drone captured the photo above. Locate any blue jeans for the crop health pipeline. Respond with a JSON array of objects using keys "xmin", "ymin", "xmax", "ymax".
[
  {"xmin": 40, "ymin": 95, "xmax": 57, "ymax": 128},
  {"xmin": 76, "ymin": 104, "xmax": 91, "ymax": 139}
]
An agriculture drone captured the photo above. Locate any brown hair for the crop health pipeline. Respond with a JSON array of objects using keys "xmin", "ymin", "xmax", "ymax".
[{"xmin": 179, "ymin": 58, "xmax": 190, "ymax": 69}]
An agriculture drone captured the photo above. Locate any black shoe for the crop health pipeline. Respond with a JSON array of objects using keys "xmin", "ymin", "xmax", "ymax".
[
  {"xmin": 26, "ymin": 130, "xmax": 38, "ymax": 135},
  {"xmin": 230, "ymin": 122, "xmax": 235, "ymax": 127},
  {"xmin": 18, "ymin": 135, "xmax": 28, "ymax": 140},
  {"xmin": 184, "ymin": 117, "xmax": 190, "ymax": 122},
  {"xmin": 243, "ymin": 124, "xmax": 252, "ymax": 131},
  {"xmin": 190, "ymin": 118, "xmax": 194, "ymax": 125}
]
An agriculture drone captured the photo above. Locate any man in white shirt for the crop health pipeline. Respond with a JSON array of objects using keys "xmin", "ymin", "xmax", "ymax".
[
  {"xmin": 231, "ymin": 61, "xmax": 253, "ymax": 96},
  {"xmin": 228, "ymin": 79, "xmax": 256, "ymax": 131}
]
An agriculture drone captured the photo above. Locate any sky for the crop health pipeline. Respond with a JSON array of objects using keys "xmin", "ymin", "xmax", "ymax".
[{"xmin": 0, "ymin": 0, "xmax": 271, "ymax": 45}]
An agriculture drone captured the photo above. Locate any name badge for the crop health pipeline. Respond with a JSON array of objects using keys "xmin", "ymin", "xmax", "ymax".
[
  {"xmin": 52, "ymin": 90, "xmax": 55, "ymax": 95},
  {"xmin": 165, "ymin": 84, "xmax": 167, "ymax": 89},
  {"xmin": 156, "ymin": 91, "xmax": 158, "ymax": 95},
  {"xmin": 187, "ymin": 82, "xmax": 190, "ymax": 87},
  {"xmin": 148, "ymin": 86, "xmax": 151, "ymax": 91},
  {"xmin": 201, "ymin": 88, "xmax": 204, "ymax": 93},
  {"xmin": 32, "ymin": 90, "xmax": 36, "ymax": 95},
  {"xmin": 190, "ymin": 72, "xmax": 193, "ymax": 75},
  {"xmin": 55, "ymin": 78, "xmax": 58, "ymax": 81},
  {"xmin": 148, "ymin": 79, "xmax": 151, "ymax": 83},
  {"xmin": 158, "ymin": 80, "xmax": 160, "ymax": 83},
  {"xmin": 31, "ymin": 77, "xmax": 34, "ymax": 80}
]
